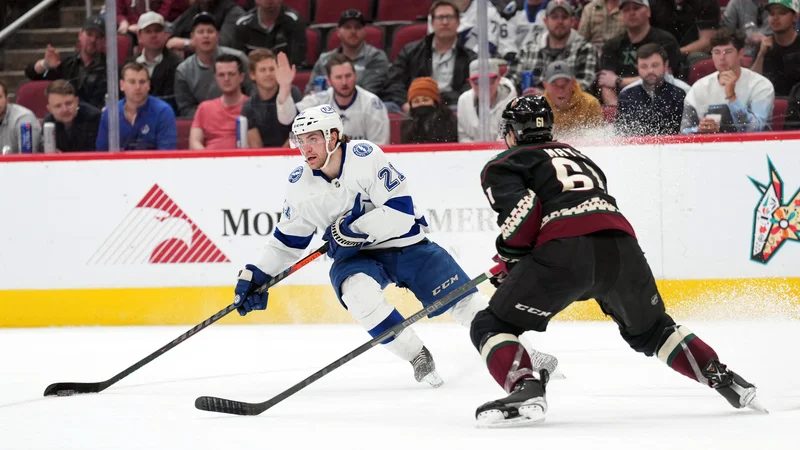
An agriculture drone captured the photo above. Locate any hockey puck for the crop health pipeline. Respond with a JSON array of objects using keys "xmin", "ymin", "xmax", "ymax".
[{"xmin": 56, "ymin": 390, "xmax": 76, "ymax": 397}]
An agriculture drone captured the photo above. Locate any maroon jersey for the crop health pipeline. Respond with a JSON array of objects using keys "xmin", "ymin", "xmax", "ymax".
[{"xmin": 480, "ymin": 141, "xmax": 635, "ymax": 254}]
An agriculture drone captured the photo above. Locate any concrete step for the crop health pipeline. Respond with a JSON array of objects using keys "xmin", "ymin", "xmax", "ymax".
[
  {"xmin": 0, "ymin": 70, "xmax": 29, "ymax": 103},
  {"xmin": 2, "ymin": 47, "xmax": 75, "ymax": 71},
  {"xmin": 61, "ymin": 5, "xmax": 103, "ymax": 29},
  {"xmin": 5, "ymin": 28, "xmax": 82, "ymax": 48}
]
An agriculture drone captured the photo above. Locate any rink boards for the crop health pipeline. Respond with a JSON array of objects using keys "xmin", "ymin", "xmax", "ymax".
[{"xmin": 1, "ymin": 133, "xmax": 799, "ymax": 326}]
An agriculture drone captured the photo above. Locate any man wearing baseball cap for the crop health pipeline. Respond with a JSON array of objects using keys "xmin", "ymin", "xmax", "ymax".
[
  {"xmin": 506, "ymin": 0, "xmax": 599, "ymax": 97},
  {"xmin": 541, "ymin": 60, "xmax": 602, "ymax": 136},
  {"xmin": 457, "ymin": 59, "xmax": 517, "ymax": 142},
  {"xmin": 167, "ymin": 0, "xmax": 245, "ymax": 51},
  {"xmin": 598, "ymin": 0, "xmax": 679, "ymax": 106},
  {"xmin": 304, "ymin": 9, "xmax": 389, "ymax": 95},
  {"xmin": 752, "ymin": 0, "xmax": 800, "ymax": 96},
  {"xmin": 233, "ymin": 0, "xmax": 308, "ymax": 66},
  {"xmin": 127, "ymin": 11, "xmax": 183, "ymax": 113},
  {"xmin": 24, "ymin": 15, "xmax": 108, "ymax": 109}
]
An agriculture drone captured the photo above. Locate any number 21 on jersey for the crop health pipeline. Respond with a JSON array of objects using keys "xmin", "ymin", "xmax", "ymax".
[{"xmin": 378, "ymin": 163, "xmax": 406, "ymax": 191}]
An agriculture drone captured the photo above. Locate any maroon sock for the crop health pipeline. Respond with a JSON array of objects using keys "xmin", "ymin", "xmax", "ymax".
[
  {"xmin": 657, "ymin": 326, "xmax": 719, "ymax": 385},
  {"xmin": 480, "ymin": 333, "xmax": 534, "ymax": 393}
]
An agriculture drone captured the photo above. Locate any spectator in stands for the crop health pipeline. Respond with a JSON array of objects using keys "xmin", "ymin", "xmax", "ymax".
[
  {"xmin": 97, "ymin": 63, "xmax": 177, "ymax": 150},
  {"xmin": 541, "ymin": 61, "xmax": 603, "ymax": 136},
  {"xmin": 650, "ymin": 0, "xmax": 720, "ymax": 73},
  {"xmin": 233, "ymin": 0, "xmax": 308, "ymax": 67},
  {"xmin": 381, "ymin": 0, "xmax": 477, "ymax": 112},
  {"xmin": 304, "ymin": 10, "xmax": 390, "ymax": 96},
  {"xmin": 0, "ymin": 80, "xmax": 41, "ymax": 154},
  {"xmin": 785, "ymin": 81, "xmax": 800, "ymax": 128},
  {"xmin": 506, "ymin": 0, "xmax": 598, "ymax": 95},
  {"xmin": 242, "ymin": 50, "xmax": 301, "ymax": 147},
  {"xmin": 507, "ymin": 0, "xmax": 549, "ymax": 52},
  {"xmin": 168, "ymin": 0, "xmax": 245, "ymax": 52},
  {"xmin": 599, "ymin": 0, "xmax": 680, "ymax": 106},
  {"xmin": 24, "ymin": 15, "xmax": 108, "ymax": 109},
  {"xmin": 117, "ymin": 0, "xmax": 186, "ymax": 36},
  {"xmin": 681, "ymin": 28, "xmax": 775, "ymax": 133},
  {"xmin": 751, "ymin": 0, "xmax": 800, "ymax": 96},
  {"xmin": 578, "ymin": 0, "xmax": 624, "ymax": 53},
  {"xmin": 296, "ymin": 54, "xmax": 390, "ymax": 144},
  {"xmin": 433, "ymin": 0, "xmax": 515, "ymax": 59},
  {"xmin": 128, "ymin": 12, "xmax": 183, "ymax": 113},
  {"xmin": 457, "ymin": 60, "xmax": 518, "ymax": 142},
  {"xmin": 190, "ymin": 54, "xmax": 249, "ymax": 149},
  {"xmin": 42, "ymin": 80, "xmax": 102, "ymax": 152},
  {"xmin": 401, "ymin": 77, "xmax": 459, "ymax": 144},
  {"xmin": 616, "ymin": 43, "xmax": 686, "ymax": 135},
  {"xmin": 722, "ymin": 0, "xmax": 771, "ymax": 57},
  {"xmin": 174, "ymin": 13, "xmax": 252, "ymax": 117}
]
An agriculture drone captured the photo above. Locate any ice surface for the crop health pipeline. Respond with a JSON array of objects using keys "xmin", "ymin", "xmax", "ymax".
[{"xmin": 1, "ymin": 321, "xmax": 797, "ymax": 449}]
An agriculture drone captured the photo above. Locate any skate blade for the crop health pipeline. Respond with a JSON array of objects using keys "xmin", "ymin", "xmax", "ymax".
[
  {"xmin": 476, "ymin": 405, "xmax": 546, "ymax": 429},
  {"xmin": 742, "ymin": 390, "xmax": 769, "ymax": 414},
  {"xmin": 421, "ymin": 370, "xmax": 444, "ymax": 388}
]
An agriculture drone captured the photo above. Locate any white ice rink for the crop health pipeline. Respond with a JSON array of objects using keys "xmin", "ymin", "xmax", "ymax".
[{"xmin": 1, "ymin": 321, "xmax": 798, "ymax": 449}]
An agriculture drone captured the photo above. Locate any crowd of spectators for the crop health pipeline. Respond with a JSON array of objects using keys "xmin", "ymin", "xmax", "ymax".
[{"xmin": 3, "ymin": 0, "xmax": 800, "ymax": 154}]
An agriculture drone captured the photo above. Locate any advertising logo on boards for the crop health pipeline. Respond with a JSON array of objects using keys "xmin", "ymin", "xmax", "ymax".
[
  {"xmin": 750, "ymin": 159, "xmax": 799, "ymax": 264},
  {"xmin": 88, "ymin": 184, "xmax": 230, "ymax": 264}
]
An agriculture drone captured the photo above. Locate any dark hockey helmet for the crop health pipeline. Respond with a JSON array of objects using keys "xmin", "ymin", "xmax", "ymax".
[{"xmin": 500, "ymin": 96, "xmax": 554, "ymax": 145}]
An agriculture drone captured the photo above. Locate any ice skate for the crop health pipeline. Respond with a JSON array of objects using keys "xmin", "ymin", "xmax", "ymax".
[
  {"xmin": 703, "ymin": 360, "xmax": 767, "ymax": 413},
  {"xmin": 476, "ymin": 370, "xmax": 549, "ymax": 428},
  {"xmin": 520, "ymin": 334, "xmax": 563, "ymax": 379},
  {"xmin": 411, "ymin": 346, "xmax": 443, "ymax": 388}
]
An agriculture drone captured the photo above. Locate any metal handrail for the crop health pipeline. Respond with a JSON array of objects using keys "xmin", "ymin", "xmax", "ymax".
[{"xmin": 0, "ymin": 0, "xmax": 59, "ymax": 46}]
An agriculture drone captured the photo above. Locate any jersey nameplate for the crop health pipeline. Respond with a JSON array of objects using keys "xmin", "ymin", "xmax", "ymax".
[
  {"xmin": 289, "ymin": 166, "xmax": 304, "ymax": 183},
  {"xmin": 353, "ymin": 143, "xmax": 373, "ymax": 157}
]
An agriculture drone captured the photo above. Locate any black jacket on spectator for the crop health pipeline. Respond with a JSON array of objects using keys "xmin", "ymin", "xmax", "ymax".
[
  {"xmin": 42, "ymin": 102, "xmax": 102, "ymax": 152},
  {"xmin": 124, "ymin": 48, "xmax": 183, "ymax": 114},
  {"xmin": 762, "ymin": 36, "xmax": 800, "ymax": 97},
  {"xmin": 233, "ymin": 5, "xmax": 307, "ymax": 67},
  {"xmin": 616, "ymin": 81, "xmax": 686, "ymax": 135},
  {"xmin": 241, "ymin": 85, "xmax": 303, "ymax": 147},
  {"xmin": 381, "ymin": 35, "xmax": 477, "ymax": 106},
  {"xmin": 601, "ymin": 27, "xmax": 680, "ymax": 78},
  {"xmin": 650, "ymin": 0, "xmax": 719, "ymax": 46},
  {"xmin": 784, "ymin": 81, "xmax": 800, "ymax": 130},
  {"xmin": 400, "ymin": 105, "xmax": 459, "ymax": 144},
  {"xmin": 169, "ymin": 0, "xmax": 245, "ymax": 48},
  {"xmin": 25, "ymin": 54, "xmax": 108, "ymax": 109}
]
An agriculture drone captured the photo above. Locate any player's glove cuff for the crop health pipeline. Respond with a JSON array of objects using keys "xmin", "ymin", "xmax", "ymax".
[{"xmin": 495, "ymin": 235, "xmax": 531, "ymax": 263}]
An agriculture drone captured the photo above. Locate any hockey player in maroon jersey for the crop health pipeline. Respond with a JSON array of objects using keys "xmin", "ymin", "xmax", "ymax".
[{"xmin": 470, "ymin": 95, "xmax": 765, "ymax": 428}]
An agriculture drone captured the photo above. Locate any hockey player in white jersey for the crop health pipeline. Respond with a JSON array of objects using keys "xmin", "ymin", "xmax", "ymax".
[
  {"xmin": 232, "ymin": 104, "xmax": 556, "ymax": 387},
  {"xmin": 428, "ymin": 0, "xmax": 515, "ymax": 58},
  {"xmin": 294, "ymin": 53, "xmax": 390, "ymax": 145}
]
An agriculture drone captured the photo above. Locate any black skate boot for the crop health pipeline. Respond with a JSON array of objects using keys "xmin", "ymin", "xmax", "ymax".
[
  {"xmin": 703, "ymin": 360, "xmax": 767, "ymax": 412},
  {"xmin": 411, "ymin": 346, "xmax": 443, "ymax": 388},
  {"xmin": 475, "ymin": 369, "xmax": 550, "ymax": 428}
]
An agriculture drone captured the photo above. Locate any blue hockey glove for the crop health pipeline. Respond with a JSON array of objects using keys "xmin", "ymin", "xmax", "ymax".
[
  {"xmin": 322, "ymin": 193, "xmax": 369, "ymax": 260},
  {"xmin": 233, "ymin": 264, "xmax": 272, "ymax": 316}
]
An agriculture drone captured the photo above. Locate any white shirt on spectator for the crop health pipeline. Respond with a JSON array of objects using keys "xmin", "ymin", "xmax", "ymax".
[
  {"xmin": 682, "ymin": 68, "xmax": 775, "ymax": 133},
  {"xmin": 294, "ymin": 86, "xmax": 390, "ymax": 145},
  {"xmin": 456, "ymin": 77, "xmax": 517, "ymax": 142}
]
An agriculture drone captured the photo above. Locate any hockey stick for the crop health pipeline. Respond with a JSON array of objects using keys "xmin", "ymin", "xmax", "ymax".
[
  {"xmin": 43, "ymin": 243, "xmax": 329, "ymax": 397},
  {"xmin": 195, "ymin": 263, "xmax": 503, "ymax": 416}
]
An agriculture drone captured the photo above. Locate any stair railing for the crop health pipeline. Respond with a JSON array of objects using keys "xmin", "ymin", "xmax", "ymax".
[{"xmin": 0, "ymin": 0, "xmax": 59, "ymax": 46}]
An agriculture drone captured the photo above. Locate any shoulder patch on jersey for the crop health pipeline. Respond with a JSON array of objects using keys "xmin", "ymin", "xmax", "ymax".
[
  {"xmin": 289, "ymin": 166, "xmax": 304, "ymax": 183},
  {"xmin": 320, "ymin": 105, "xmax": 335, "ymax": 114},
  {"xmin": 353, "ymin": 143, "xmax": 373, "ymax": 157},
  {"xmin": 371, "ymin": 97, "xmax": 384, "ymax": 110}
]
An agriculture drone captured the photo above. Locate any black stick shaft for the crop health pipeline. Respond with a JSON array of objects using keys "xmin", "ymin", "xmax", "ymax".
[
  {"xmin": 196, "ymin": 264, "xmax": 500, "ymax": 416},
  {"xmin": 43, "ymin": 243, "xmax": 329, "ymax": 397}
]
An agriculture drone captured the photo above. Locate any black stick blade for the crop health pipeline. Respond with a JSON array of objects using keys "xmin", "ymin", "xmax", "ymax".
[
  {"xmin": 195, "ymin": 396, "xmax": 263, "ymax": 416},
  {"xmin": 43, "ymin": 382, "xmax": 104, "ymax": 397}
]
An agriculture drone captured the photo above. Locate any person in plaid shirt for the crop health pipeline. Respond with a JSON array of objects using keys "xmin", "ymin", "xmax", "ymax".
[
  {"xmin": 578, "ymin": 0, "xmax": 624, "ymax": 53},
  {"xmin": 506, "ymin": 0, "xmax": 599, "ymax": 95}
]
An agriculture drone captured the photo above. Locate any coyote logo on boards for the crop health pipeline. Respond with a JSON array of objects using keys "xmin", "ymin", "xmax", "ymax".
[
  {"xmin": 750, "ymin": 159, "xmax": 799, "ymax": 263},
  {"xmin": 88, "ymin": 184, "xmax": 230, "ymax": 264}
]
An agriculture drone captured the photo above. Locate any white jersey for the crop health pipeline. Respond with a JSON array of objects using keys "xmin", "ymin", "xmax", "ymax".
[
  {"xmin": 294, "ymin": 86, "xmax": 390, "ymax": 145},
  {"xmin": 427, "ymin": 1, "xmax": 514, "ymax": 58},
  {"xmin": 507, "ymin": 6, "xmax": 546, "ymax": 49},
  {"xmin": 255, "ymin": 140, "xmax": 429, "ymax": 276}
]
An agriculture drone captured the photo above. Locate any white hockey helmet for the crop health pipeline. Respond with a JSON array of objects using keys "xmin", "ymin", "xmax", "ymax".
[{"xmin": 290, "ymin": 105, "xmax": 344, "ymax": 170}]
